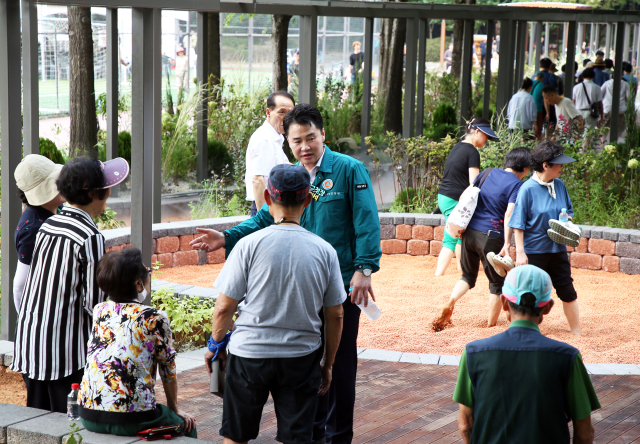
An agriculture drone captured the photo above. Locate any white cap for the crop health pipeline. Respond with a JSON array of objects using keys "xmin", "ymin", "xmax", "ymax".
[{"xmin": 14, "ymin": 155, "xmax": 63, "ymax": 206}]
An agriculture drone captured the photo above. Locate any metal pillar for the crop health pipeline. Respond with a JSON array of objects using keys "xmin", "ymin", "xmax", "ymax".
[
  {"xmin": 298, "ymin": 15, "xmax": 318, "ymax": 105},
  {"xmin": 633, "ymin": 24, "xmax": 639, "ymax": 67},
  {"xmin": 247, "ymin": 16, "xmax": 253, "ymax": 92},
  {"xmin": 106, "ymin": 8, "xmax": 119, "ymax": 198},
  {"xmin": 565, "ymin": 21, "xmax": 577, "ymax": 100},
  {"xmin": 459, "ymin": 19, "xmax": 474, "ymax": 129},
  {"xmin": 482, "ymin": 20, "xmax": 494, "ymax": 121},
  {"xmin": 131, "ymin": 7, "xmax": 160, "ymax": 268},
  {"xmin": 361, "ymin": 17, "xmax": 373, "ymax": 149},
  {"xmin": 611, "ymin": 21, "xmax": 626, "ymax": 143},
  {"xmin": 589, "ymin": 23, "xmax": 595, "ymax": 56},
  {"xmin": 0, "ymin": 0, "xmax": 22, "ymax": 341},
  {"xmin": 605, "ymin": 24, "xmax": 612, "ymax": 59},
  {"xmin": 534, "ymin": 21, "xmax": 542, "ymax": 72},
  {"xmin": 562, "ymin": 23, "xmax": 568, "ymax": 57},
  {"xmin": 415, "ymin": 18, "xmax": 427, "ymax": 136},
  {"xmin": 496, "ymin": 20, "xmax": 515, "ymax": 116},
  {"xmin": 196, "ymin": 12, "xmax": 209, "ymax": 183},
  {"xmin": 577, "ymin": 23, "xmax": 584, "ymax": 55},
  {"xmin": 22, "ymin": 0, "xmax": 39, "ymax": 155},
  {"xmin": 403, "ymin": 17, "xmax": 418, "ymax": 138},
  {"xmin": 544, "ymin": 22, "xmax": 549, "ymax": 56},
  {"xmin": 514, "ymin": 21, "xmax": 527, "ymax": 95},
  {"xmin": 623, "ymin": 24, "xmax": 630, "ymax": 63},
  {"xmin": 528, "ymin": 22, "xmax": 534, "ymax": 66},
  {"xmin": 152, "ymin": 11, "xmax": 162, "ymax": 224}
]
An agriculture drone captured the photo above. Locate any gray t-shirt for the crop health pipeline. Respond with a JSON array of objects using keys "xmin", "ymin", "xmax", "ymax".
[{"xmin": 214, "ymin": 224, "xmax": 346, "ymax": 359}]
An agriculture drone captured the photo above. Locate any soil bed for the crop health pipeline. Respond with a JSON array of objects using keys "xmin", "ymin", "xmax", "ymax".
[{"xmin": 159, "ymin": 255, "xmax": 640, "ymax": 364}]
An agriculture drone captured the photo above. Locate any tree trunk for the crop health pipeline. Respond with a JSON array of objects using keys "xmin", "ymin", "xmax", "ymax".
[
  {"xmin": 383, "ymin": 16, "xmax": 407, "ymax": 134},
  {"xmin": 378, "ymin": 18, "xmax": 392, "ymax": 95},
  {"xmin": 68, "ymin": 6, "xmax": 98, "ymax": 159},
  {"xmin": 451, "ymin": 0, "xmax": 475, "ymax": 79},
  {"xmin": 272, "ymin": 14, "xmax": 292, "ymax": 92},
  {"xmin": 208, "ymin": 12, "xmax": 222, "ymax": 104}
]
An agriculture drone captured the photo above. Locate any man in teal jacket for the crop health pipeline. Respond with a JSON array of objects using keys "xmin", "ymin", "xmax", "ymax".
[{"xmin": 192, "ymin": 104, "xmax": 381, "ymax": 444}]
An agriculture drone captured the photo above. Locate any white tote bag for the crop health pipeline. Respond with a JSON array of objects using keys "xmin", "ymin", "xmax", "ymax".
[{"xmin": 446, "ymin": 168, "xmax": 493, "ymax": 239}]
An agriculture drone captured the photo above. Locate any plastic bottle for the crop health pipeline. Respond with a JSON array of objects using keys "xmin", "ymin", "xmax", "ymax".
[
  {"xmin": 350, "ymin": 287, "xmax": 382, "ymax": 321},
  {"xmin": 67, "ymin": 383, "xmax": 80, "ymax": 420},
  {"xmin": 559, "ymin": 208, "xmax": 569, "ymax": 224}
]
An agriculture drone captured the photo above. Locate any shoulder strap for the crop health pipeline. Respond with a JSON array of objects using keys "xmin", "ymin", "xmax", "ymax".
[
  {"xmin": 473, "ymin": 168, "xmax": 493, "ymax": 189},
  {"xmin": 582, "ymin": 82, "xmax": 591, "ymax": 104}
]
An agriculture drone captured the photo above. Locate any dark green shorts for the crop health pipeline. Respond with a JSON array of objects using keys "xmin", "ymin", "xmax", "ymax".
[{"xmin": 81, "ymin": 403, "xmax": 197, "ymax": 439}]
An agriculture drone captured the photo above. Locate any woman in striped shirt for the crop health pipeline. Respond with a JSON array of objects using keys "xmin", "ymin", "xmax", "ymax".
[{"xmin": 12, "ymin": 156, "xmax": 129, "ymax": 413}]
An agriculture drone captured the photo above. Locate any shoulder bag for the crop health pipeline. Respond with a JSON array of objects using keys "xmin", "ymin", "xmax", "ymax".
[
  {"xmin": 582, "ymin": 82, "xmax": 600, "ymax": 119},
  {"xmin": 445, "ymin": 168, "xmax": 493, "ymax": 239}
]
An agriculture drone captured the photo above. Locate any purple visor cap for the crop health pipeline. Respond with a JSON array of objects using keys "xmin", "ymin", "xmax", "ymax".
[{"xmin": 100, "ymin": 158, "xmax": 130, "ymax": 189}]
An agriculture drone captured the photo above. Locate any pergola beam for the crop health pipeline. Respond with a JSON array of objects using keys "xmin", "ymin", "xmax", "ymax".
[
  {"xmin": 106, "ymin": 8, "xmax": 119, "ymax": 197},
  {"xmin": 360, "ymin": 16, "xmax": 373, "ymax": 149},
  {"xmin": 298, "ymin": 14, "xmax": 318, "ymax": 105},
  {"xmin": 482, "ymin": 19, "xmax": 494, "ymax": 121},
  {"xmin": 403, "ymin": 17, "xmax": 418, "ymax": 138},
  {"xmin": 611, "ymin": 21, "xmax": 626, "ymax": 143},
  {"xmin": 196, "ymin": 12, "xmax": 210, "ymax": 183},
  {"xmin": 459, "ymin": 19, "xmax": 474, "ymax": 130},
  {"xmin": 565, "ymin": 21, "xmax": 577, "ymax": 100},
  {"xmin": 415, "ymin": 18, "xmax": 427, "ymax": 137},
  {"xmin": 22, "ymin": 0, "xmax": 39, "ymax": 155}
]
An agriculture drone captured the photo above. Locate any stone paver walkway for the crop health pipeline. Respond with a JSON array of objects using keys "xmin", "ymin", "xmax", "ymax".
[{"xmin": 158, "ymin": 358, "xmax": 640, "ymax": 444}]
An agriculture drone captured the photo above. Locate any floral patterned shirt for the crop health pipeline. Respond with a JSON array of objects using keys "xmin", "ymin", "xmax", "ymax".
[{"xmin": 80, "ymin": 300, "xmax": 176, "ymax": 413}]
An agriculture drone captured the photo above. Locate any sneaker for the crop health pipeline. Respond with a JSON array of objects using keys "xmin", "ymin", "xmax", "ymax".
[
  {"xmin": 547, "ymin": 228, "xmax": 580, "ymax": 247},
  {"xmin": 548, "ymin": 220, "xmax": 581, "ymax": 242},
  {"xmin": 486, "ymin": 252, "xmax": 515, "ymax": 277}
]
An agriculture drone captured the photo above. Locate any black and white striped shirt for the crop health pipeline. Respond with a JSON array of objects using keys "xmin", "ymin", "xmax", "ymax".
[{"xmin": 12, "ymin": 206, "xmax": 106, "ymax": 380}]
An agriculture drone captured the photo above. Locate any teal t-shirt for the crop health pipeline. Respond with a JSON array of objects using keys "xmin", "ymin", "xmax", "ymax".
[
  {"xmin": 508, "ymin": 177, "xmax": 574, "ymax": 254},
  {"xmin": 531, "ymin": 80, "xmax": 545, "ymax": 113}
]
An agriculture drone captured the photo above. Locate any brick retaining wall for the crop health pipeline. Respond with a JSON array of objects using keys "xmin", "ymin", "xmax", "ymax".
[{"xmin": 101, "ymin": 214, "xmax": 640, "ymax": 275}]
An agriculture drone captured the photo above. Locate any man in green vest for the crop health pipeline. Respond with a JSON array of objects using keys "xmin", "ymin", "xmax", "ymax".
[
  {"xmin": 453, "ymin": 265, "xmax": 600, "ymax": 444},
  {"xmin": 192, "ymin": 103, "xmax": 382, "ymax": 444}
]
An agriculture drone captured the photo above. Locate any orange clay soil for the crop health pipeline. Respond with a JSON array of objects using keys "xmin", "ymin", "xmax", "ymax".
[
  {"xmin": 0, "ymin": 366, "xmax": 27, "ymax": 406},
  {"xmin": 158, "ymin": 255, "xmax": 640, "ymax": 364}
]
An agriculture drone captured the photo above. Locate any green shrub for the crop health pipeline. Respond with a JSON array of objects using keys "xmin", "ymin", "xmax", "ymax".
[
  {"xmin": 208, "ymin": 138, "xmax": 234, "ymax": 179},
  {"xmin": 96, "ymin": 131, "xmax": 132, "ymax": 165},
  {"xmin": 163, "ymin": 136, "xmax": 197, "ymax": 181},
  {"xmin": 39, "ymin": 138, "xmax": 65, "ymax": 164},
  {"xmin": 425, "ymin": 123, "xmax": 459, "ymax": 142},
  {"xmin": 474, "ymin": 103, "xmax": 496, "ymax": 121},
  {"xmin": 432, "ymin": 103, "xmax": 457, "ymax": 126}
]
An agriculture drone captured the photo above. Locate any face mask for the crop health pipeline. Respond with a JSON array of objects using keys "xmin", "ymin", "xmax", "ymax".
[{"xmin": 138, "ymin": 288, "xmax": 148, "ymax": 303}]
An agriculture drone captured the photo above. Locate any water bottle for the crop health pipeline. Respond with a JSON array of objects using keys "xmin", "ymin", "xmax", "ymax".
[
  {"xmin": 559, "ymin": 208, "xmax": 569, "ymax": 224},
  {"xmin": 350, "ymin": 287, "xmax": 382, "ymax": 321},
  {"xmin": 67, "ymin": 383, "xmax": 80, "ymax": 420}
]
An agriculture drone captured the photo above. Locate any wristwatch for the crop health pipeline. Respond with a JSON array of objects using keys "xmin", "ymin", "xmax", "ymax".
[{"xmin": 356, "ymin": 265, "xmax": 372, "ymax": 277}]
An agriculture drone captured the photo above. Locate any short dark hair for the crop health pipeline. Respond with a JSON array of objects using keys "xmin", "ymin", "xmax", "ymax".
[
  {"xmin": 465, "ymin": 117, "xmax": 490, "ymax": 134},
  {"xmin": 266, "ymin": 91, "xmax": 295, "ymax": 110},
  {"xmin": 508, "ymin": 293, "xmax": 545, "ymax": 317},
  {"xmin": 581, "ymin": 67, "xmax": 595, "ymax": 79},
  {"xmin": 97, "ymin": 248, "xmax": 149, "ymax": 303},
  {"xmin": 56, "ymin": 157, "xmax": 109, "ymax": 205},
  {"xmin": 17, "ymin": 189, "xmax": 30, "ymax": 205},
  {"xmin": 596, "ymin": 50, "xmax": 604, "ymax": 57},
  {"xmin": 605, "ymin": 59, "xmax": 614, "ymax": 69},
  {"xmin": 283, "ymin": 103, "xmax": 324, "ymax": 136},
  {"xmin": 541, "ymin": 85, "xmax": 557, "ymax": 95},
  {"xmin": 561, "ymin": 64, "xmax": 566, "ymax": 73},
  {"xmin": 531, "ymin": 141, "xmax": 564, "ymax": 172},
  {"xmin": 504, "ymin": 147, "xmax": 531, "ymax": 172},
  {"xmin": 270, "ymin": 191, "xmax": 308, "ymax": 210},
  {"xmin": 539, "ymin": 58, "xmax": 552, "ymax": 69},
  {"xmin": 582, "ymin": 58, "xmax": 592, "ymax": 67},
  {"xmin": 623, "ymin": 61, "xmax": 633, "ymax": 73},
  {"xmin": 521, "ymin": 78, "xmax": 533, "ymax": 90}
]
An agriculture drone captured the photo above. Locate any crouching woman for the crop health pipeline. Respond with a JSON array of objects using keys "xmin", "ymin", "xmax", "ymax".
[{"xmin": 78, "ymin": 248, "xmax": 197, "ymax": 438}]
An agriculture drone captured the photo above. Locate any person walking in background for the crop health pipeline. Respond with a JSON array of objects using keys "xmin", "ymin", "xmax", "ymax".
[
  {"xmin": 244, "ymin": 91, "xmax": 295, "ymax": 216},
  {"xmin": 539, "ymin": 58, "xmax": 559, "ymax": 131},
  {"xmin": 434, "ymin": 148, "xmax": 531, "ymax": 331},
  {"xmin": 572, "ymin": 67, "xmax": 603, "ymax": 133},
  {"xmin": 175, "ymin": 46, "xmax": 189, "ymax": 97},
  {"xmin": 592, "ymin": 52, "xmax": 610, "ymax": 87},
  {"xmin": 604, "ymin": 58, "xmax": 614, "ymax": 77},
  {"xmin": 12, "ymin": 157, "xmax": 129, "ymax": 412},
  {"xmin": 205, "ymin": 164, "xmax": 345, "ymax": 444},
  {"xmin": 542, "ymin": 85, "xmax": 584, "ymax": 137},
  {"xmin": 435, "ymin": 118, "xmax": 500, "ymax": 277},
  {"xmin": 444, "ymin": 42, "xmax": 453, "ymax": 73},
  {"xmin": 349, "ymin": 41, "xmax": 364, "ymax": 83},
  {"xmin": 507, "ymin": 78, "xmax": 538, "ymax": 139},
  {"xmin": 454, "ymin": 265, "xmax": 600, "ymax": 444},
  {"xmin": 13, "ymin": 155, "xmax": 65, "ymax": 312},
  {"xmin": 623, "ymin": 62, "xmax": 638, "ymax": 93},
  {"xmin": 602, "ymin": 70, "xmax": 630, "ymax": 144},
  {"xmin": 79, "ymin": 248, "xmax": 197, "ymax": 438},
  {"xmin": 531, "ymin": 72, "xmax": 546, "ymax": 140},
  {"xmin": 288, "ymin": 48, "xmax": 300, "ymax": 95},
  {"xmin": 191, "ymin": 104, "xmax": 381, "ymax": 444},
  {"xmin": 508, "ymin": 142, "xmax": 582, "ymax": 336}
]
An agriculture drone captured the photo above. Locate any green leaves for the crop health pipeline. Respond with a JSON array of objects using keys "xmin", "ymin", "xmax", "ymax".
[{"xmin": 63, "ymin": 423, "xmax": 83, "ymax": 444}]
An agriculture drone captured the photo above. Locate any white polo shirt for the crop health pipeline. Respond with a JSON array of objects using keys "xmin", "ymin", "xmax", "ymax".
[
  {"xmin": 244, "ymin": 120, "xmax": 290, "ymax": 201},
  {"xmin": 572, "ymin": 79, "xmax": 603, "ymax": 110},
  {"xmin": 601, "ymin": 78, "xmax": 630, "ymax": 114}
]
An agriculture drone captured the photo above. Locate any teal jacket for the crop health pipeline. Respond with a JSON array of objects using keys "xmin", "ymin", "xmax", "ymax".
[{"xmin": 223, "ymin": 145, "xmax": 381, "ymax": 285}]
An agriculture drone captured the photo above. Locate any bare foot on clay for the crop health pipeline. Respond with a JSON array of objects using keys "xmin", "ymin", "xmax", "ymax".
[{"xmin": 432, "ymin": 305, "xmax": 454, "ymax": 332}]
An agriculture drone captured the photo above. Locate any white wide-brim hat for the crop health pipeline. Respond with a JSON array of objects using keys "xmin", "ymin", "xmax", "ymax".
[{"xmin": 15, "ymin": 154, "xmax": 64, "ymax": 206}]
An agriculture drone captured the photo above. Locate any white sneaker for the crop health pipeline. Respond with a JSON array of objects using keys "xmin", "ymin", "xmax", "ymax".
[
  {"xmin": 486, "ymin": 252, "xmax": 515, "ymax": 277},
  {"xmin": 547, "ymin": 228, "xmax": 581, "ymax": 247},
  {"xmin": 548, "ymin": 220, "xmax": 581, "ymax": 242}
]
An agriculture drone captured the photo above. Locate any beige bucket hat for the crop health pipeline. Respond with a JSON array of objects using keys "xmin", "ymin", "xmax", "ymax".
[{"xmin": 14, "ymin": 154, "xmax": 64, "ymax": 206}]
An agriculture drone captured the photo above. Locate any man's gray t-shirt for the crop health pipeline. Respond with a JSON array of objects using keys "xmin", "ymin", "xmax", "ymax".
[{"xmin": 214, "ymin": 224, "xmax": 346, "ymax": 359}]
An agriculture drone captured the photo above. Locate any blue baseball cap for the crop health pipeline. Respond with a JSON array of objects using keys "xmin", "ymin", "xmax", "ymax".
[
  {"xmin": 471, "ymin": 123, "xmax": 500, "ymax": 142},
  {"xmin": 502, "ymin": 265, "xmax": 552, "ymax": 308},
  {"xmin": 267, "ymin": 164, "xmax": 310, "ymax": 202}
]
